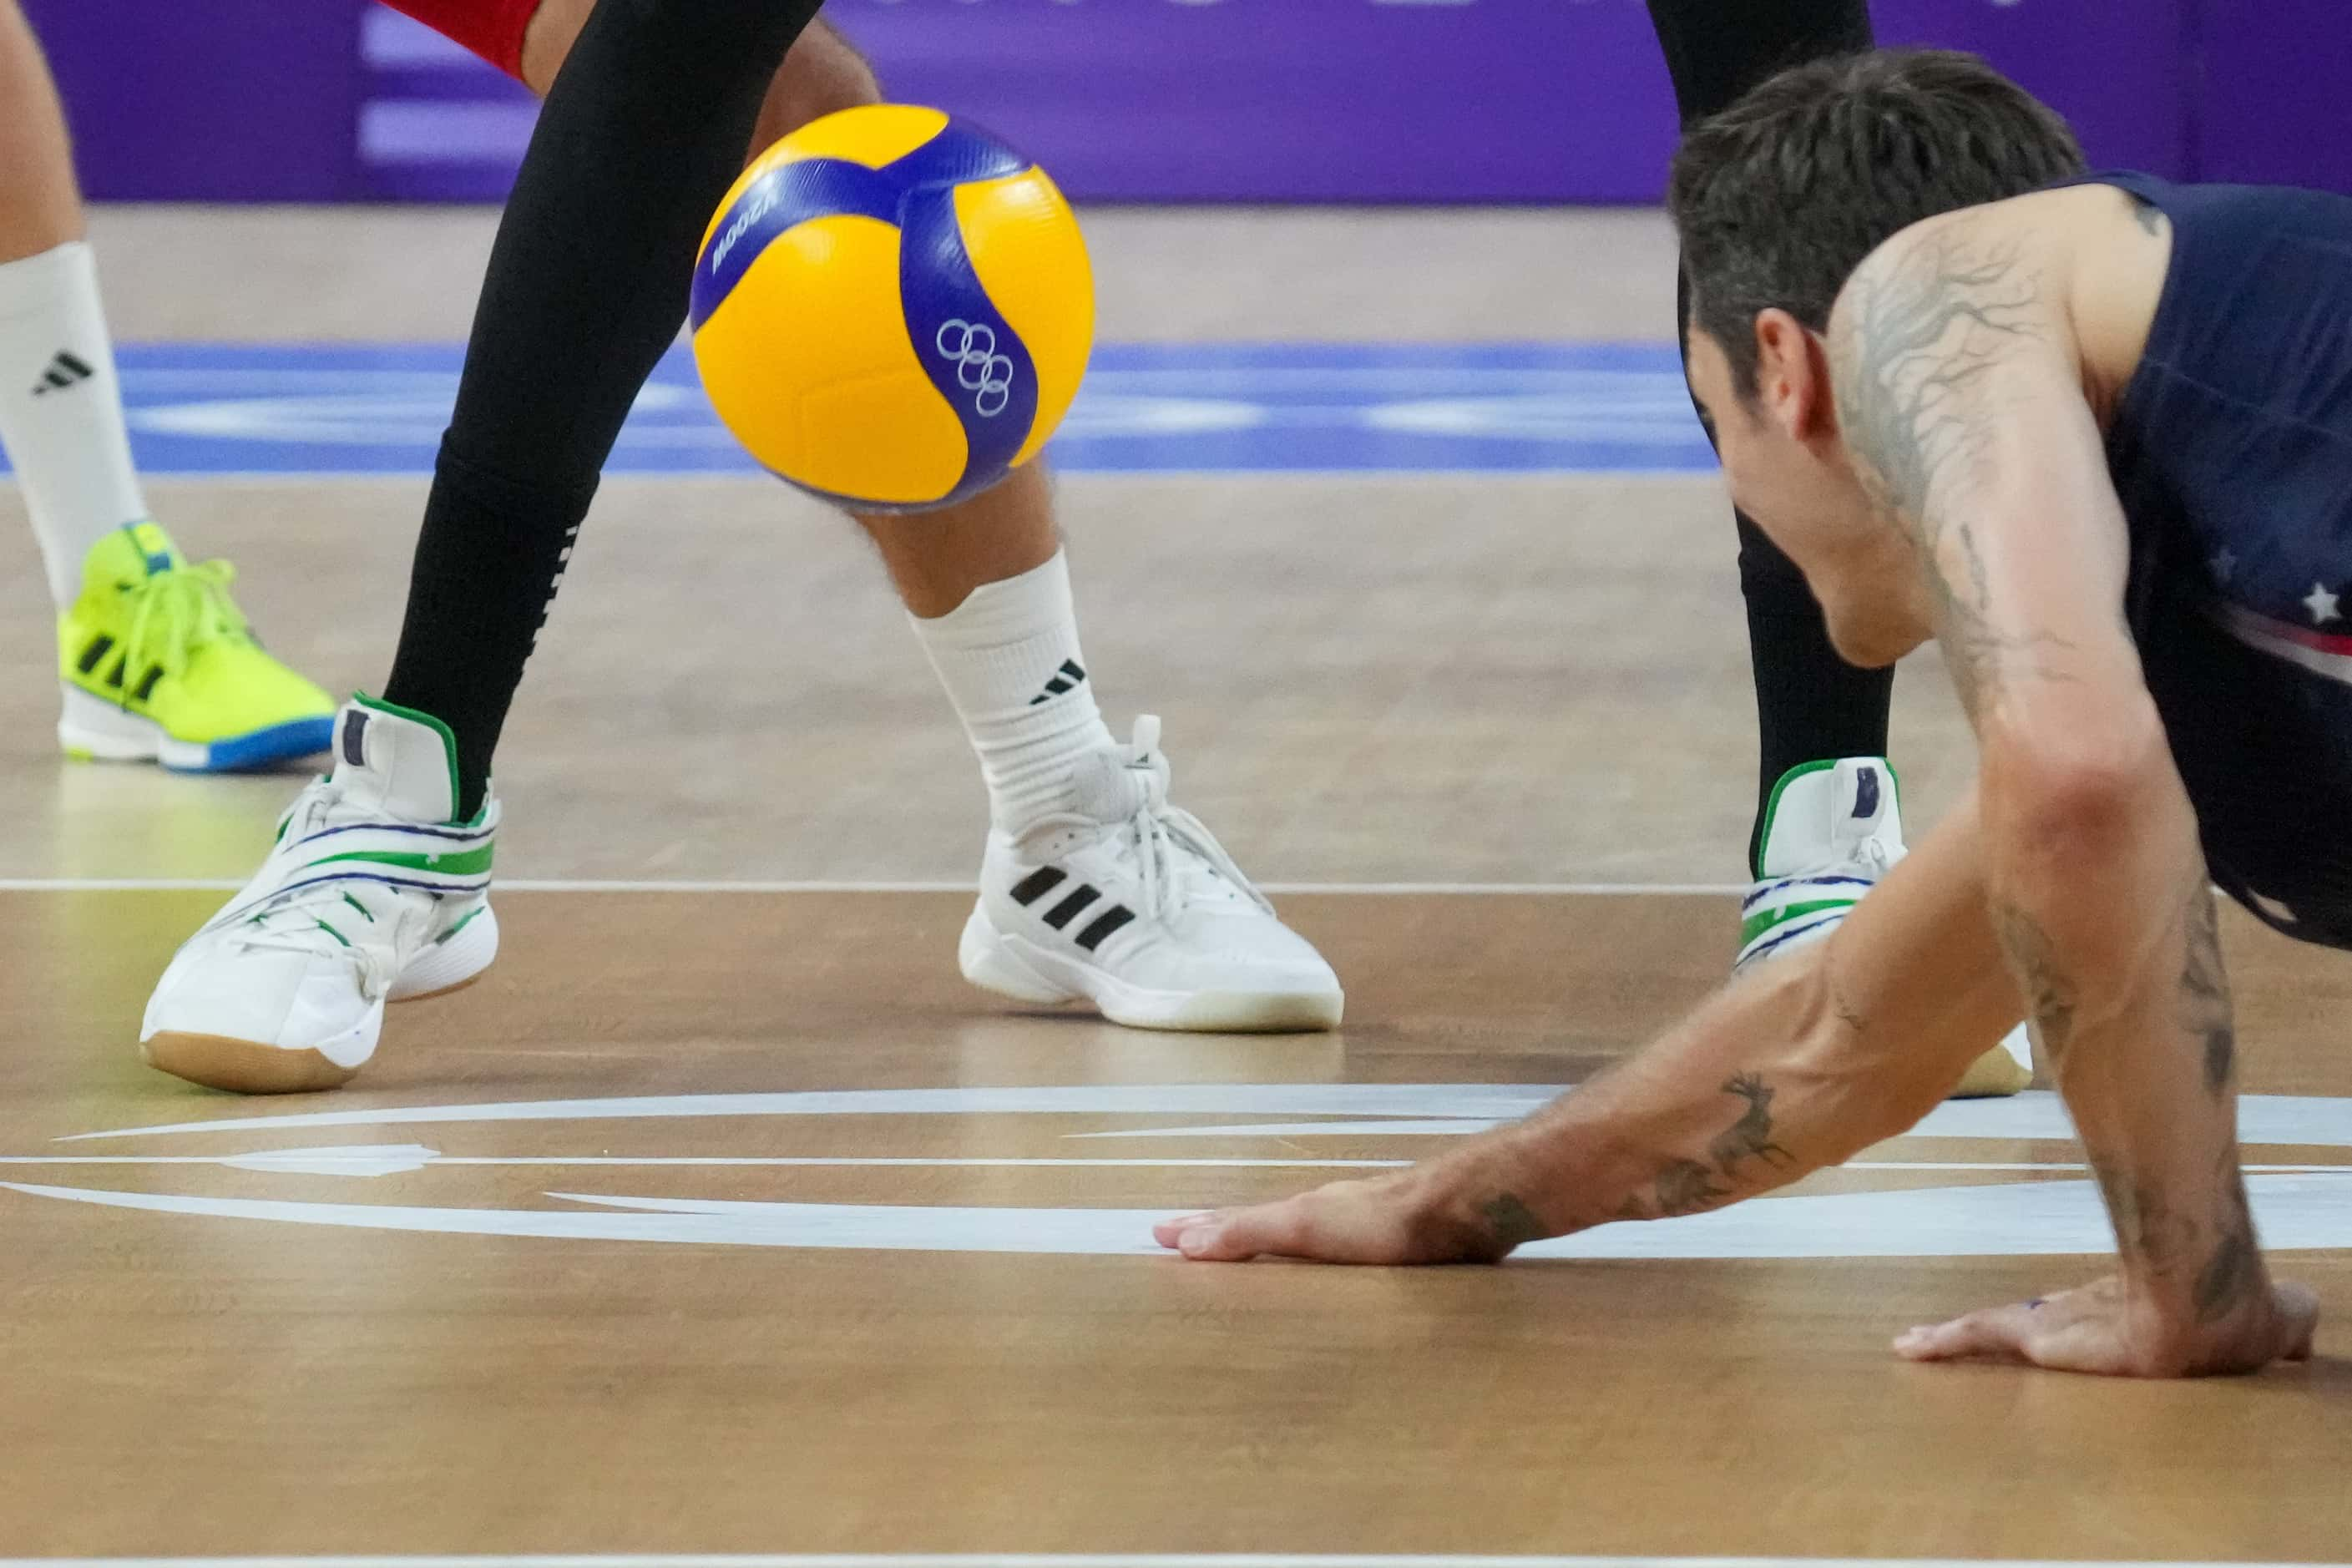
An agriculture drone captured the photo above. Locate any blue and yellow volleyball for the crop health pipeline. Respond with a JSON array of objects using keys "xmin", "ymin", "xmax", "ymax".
[{"xmin": 690, "ymin": 105, "xmax": 1095, "ymax": 511}]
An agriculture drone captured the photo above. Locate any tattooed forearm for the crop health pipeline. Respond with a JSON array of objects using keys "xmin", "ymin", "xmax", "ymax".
[
  {"xmin": 2093, "ymin": 1161, "xmax": 2195, "ymax": 1277},
  {"xmin": 1641, "ymin": 1075, "xmax": 1797, "ymax": 1219},
  {"xmin": 1990, "ymin": 900, "xmax": 2079, "ymax": 1064},
  {"xmin": 2180, "ymin": 883, "xmax": 2237, "ymax": 1096},
  {"xmin": 1653, "ymin": 1159, "xmax": 1729, "ymax": 1217},
  {"xmin": 1709, "ymin": 1073, "xmax": 1794, "ymax": 1176},
  {"xmin": 1828, "ymin": 230, "xmax": 2077, "ymax": 713},
  {"xmin": 1476, "ymin": 1192, "xmax": 1549, "ymax": 1252},
  {"xmin": 2194, "ymin": 1155, "xmax": 2262, "ymax": 1323}
]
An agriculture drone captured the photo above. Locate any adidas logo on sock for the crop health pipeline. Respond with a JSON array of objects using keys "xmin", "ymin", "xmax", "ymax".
[
  {"xmin": 29, "ymin": 350, "xmax": 94, "ymax": 397},
  {"xmin": 1007, "ymin": 865, "xmax": 1137, "ymax": 952},
  {"xmin": 1028, "ymin": 659, "xmax": 1087, "ymax": 706}
]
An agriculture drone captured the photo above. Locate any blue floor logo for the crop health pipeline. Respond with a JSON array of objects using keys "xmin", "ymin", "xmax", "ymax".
[{"xmin": 21, "ymin": 342, "xmax": 1717, "ymax": 479}]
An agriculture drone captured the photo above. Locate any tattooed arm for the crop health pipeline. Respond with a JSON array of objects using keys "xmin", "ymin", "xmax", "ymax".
[
  {"xmin": 1155, "ymin": 788, "xmax": 2027, "ymax": 1264},
  {"xmin": 1155, "ymin": 205, "xmax": 2311, "ymax": 1376},
  {"xmin": 1828, "ymin": 210, "xmax": 2310, "ymax": 1374}
]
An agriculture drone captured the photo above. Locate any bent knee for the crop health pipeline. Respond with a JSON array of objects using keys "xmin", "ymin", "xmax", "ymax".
[{"xmin": 751, "ymin": 18, "xmax": 883, "ymax": 149}]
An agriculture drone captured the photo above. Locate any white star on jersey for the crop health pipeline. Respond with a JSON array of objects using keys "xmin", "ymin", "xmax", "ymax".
[{"xmin": 2305, "ymin": 582, "xmax": 2344, "ymax": 625}]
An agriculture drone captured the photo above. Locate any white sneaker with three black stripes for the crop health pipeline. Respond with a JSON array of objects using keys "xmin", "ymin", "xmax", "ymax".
[{"xmin": 959, "ymin": 716, "xmax": 1343, "ymax": 1031}]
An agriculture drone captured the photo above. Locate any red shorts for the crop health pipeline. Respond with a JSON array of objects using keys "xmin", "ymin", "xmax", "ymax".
[{"xmin": 378, "ymin": 0, "xmax": 544, "ymax": 80}]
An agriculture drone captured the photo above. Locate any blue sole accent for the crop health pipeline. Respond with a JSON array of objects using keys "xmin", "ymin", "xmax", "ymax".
[{"xmin": 164, "ymin": 716, "xmax": 336, "ymax": 774}]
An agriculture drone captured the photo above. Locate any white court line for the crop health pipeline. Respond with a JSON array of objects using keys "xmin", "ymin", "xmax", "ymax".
[
  {"xmin": 0, "ymin": 1156, "xmax": 1413, "ymax": 1171},
  {"xmin": 0, "ymin": 1156, "xmax": 2339, "ymax": 1174},
  {"xmin": 0, "ymin": 878, "xmax": 1745, "ymax": 896},
  {"xmin": 0, "ymin": 1555, "xmax": 2329, "ymax": 1568}
]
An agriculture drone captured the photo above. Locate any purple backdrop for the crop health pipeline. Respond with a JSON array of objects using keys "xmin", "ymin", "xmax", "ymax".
[
  {"xmin": 24, "ymin": 0, "xmax": 362, "ymax": 201},
  {"xmin": 23, "ymin": 0, "xmax": 2348, "ymax": 205},
  {"xmin": 2197, "ymin": 0, "xmax": 2352, "ymax": 189}
]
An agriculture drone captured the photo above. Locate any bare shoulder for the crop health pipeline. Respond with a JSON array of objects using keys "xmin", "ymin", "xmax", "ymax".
[
  {"xmin": 1829, "ymin": 190, "xmax": 2166, "ymax": 421},
  {"xmin": 2025, "ymin": 185, "xmax": 2173, "ymax": 412},
  {"xmin": 1828, "ymin": 198, "xmax": 2067, "ymax": 362},
  {"xmin": 1824, "ymin": 201, "xmax": 2073, "ymax": 527}
]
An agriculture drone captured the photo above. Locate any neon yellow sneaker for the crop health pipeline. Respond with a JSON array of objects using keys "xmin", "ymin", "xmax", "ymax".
[{"xmin": 56, "ymin": 522, "xmax": 336, "ymax": 771}]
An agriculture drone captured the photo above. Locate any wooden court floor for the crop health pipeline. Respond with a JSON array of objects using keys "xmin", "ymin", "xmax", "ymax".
[
  {"xmin": 4, "ymin": 209, "xmax": 2352, "ymax": 1561},
  {"xmin": 6, "ymin": 889, "xmax": 2352, "ymax": 1560}
]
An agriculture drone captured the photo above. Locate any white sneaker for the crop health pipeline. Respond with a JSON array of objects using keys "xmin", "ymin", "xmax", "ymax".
[
  {"xmin": 140, "ymin": 697, "xmax": 499, "ymax": 1094},
  {"xmin": 1737, "ymin": 757, "xmax": 2031, "ymax": 1099},
  {"xmin": 959, "ymin": 716, "xmax": 1343, "ymax": 1032}
]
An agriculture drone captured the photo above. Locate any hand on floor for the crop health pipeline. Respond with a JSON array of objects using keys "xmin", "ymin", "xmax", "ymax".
[
  {"xmin": 1154, "ymin": 1171, "xmax": 1512, "ymax": 1266},
  {"xmin": 1894, "ymin": 1273, "xmax": 2318, "ymax": 1377}
]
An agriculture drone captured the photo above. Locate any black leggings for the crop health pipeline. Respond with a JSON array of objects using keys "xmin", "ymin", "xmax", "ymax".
[
  {"xmin": 382, "ymin": 0, "xmax": 826, "ymax": 813},
  {"xmin": 1647, "ymin": 0, "xmax": 1890, "ymax": 872}
]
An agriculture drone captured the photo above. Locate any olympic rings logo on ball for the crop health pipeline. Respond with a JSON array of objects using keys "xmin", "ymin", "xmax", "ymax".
[{"xmin": 935, "ymin": 320, "xmax": 1017, "ymax": 418}]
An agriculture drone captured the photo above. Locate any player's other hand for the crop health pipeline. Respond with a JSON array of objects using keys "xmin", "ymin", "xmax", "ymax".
[
  {"xmin": 1153, "ymin": 1171, "xmax": 1512, "ymax": 1266},
  {"xmin": 1892, "ymin": 1273, "xmax": 2318, "ymax": 1377}
]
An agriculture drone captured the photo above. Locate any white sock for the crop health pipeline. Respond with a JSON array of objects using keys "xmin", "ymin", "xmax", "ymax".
[
  {"xmin": 0, "ymin": 241, "xmax": 148, "ymax": 606},
  {"xmin": 913, "ymin": 549, "xmax": 1117, "ymax": 836}
]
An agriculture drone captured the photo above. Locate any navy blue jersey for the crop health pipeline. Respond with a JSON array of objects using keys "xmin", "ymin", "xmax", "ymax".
[{"xmin": 2088, "ymin": 173, "xmax": 2352, "ymax": 946}]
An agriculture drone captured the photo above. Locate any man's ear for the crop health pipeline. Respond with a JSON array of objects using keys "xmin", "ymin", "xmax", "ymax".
[{"xmin": 1753, "ymin": 307, "xmax": 1832, "ymax": 439}]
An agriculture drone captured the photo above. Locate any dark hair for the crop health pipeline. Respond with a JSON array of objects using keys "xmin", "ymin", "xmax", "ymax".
[{"xmin": 1668, "ymin": 49, "xmax": 2086, "ymax": 398}]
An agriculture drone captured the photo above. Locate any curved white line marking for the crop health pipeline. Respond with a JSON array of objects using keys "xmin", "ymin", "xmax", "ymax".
[
  {"xmin": 58, "ymin": 1085, "xmax": 1567, "ymax": 1142},
  {"xmin": 1070, "ymin": 1120, "xmax": 1500, "ymax": 1140},
  {"xmin": 61, "ymin": 1087, "xmax": 2352, "ymax": 1152},
  {"xmin": 10, "ymin": 1174, "xmax": 2352, "ymax": 1260}
]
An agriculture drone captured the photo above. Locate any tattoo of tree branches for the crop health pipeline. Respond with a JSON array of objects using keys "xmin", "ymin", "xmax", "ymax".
[
  {"xmin": 1828, "ymin": 230, "xmax": 2078, "ymax": 713},
  {"xmin": 1709, "ymin": 1074, "xmax": 1795, "ymax": 1176},
  {"xmin": 1990, "ymin": 901, "xmax": 2078, "ymax": 1064},
  {"xmin": 2181, "ymin": 883, "xmax": 2237, "ymax": 1096},
  {"xmin": 1477, "ymin": 1193, "xmax": 1547, "ymax": 1252}
]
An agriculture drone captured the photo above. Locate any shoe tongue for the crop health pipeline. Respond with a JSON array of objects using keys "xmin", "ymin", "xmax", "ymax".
[
  {"xmin": 1755, "ymin": 757, "xmax": 1901, "ymax": 878},
  {"xmin": 329, "ymin": 698, "xmax": 463, "ymax": 824},
  {"xmin": 1070, "ymin": 743, "xmax": 1168, "ymax": 825},
  {"xmin": 89, "ymin": 521, "xmax": 184, "ymax": 589}
]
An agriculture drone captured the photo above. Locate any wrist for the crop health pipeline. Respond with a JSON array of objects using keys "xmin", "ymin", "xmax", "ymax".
[
  {"xmin": 1413, "ymin": 1129, "xmax": 1566, "ymax": 1258},
  {"xmin": 2115, "ymin": 1256, "xmax": 2279, "ymax": 1373}
]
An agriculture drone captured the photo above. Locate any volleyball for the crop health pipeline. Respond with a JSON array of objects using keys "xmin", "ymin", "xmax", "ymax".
[{"xmin": 690, "ymin": 105, "xmax": 1095, "ymax": 511}]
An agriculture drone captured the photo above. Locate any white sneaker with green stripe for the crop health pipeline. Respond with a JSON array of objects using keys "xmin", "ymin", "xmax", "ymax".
[
  {"xmin": 140, "ymin": 696, "xmax": 498, "ymax": 1094},
  {"xmin": 1737, "ymin": 757, "xmax": 2032, "ymax": 1099}
]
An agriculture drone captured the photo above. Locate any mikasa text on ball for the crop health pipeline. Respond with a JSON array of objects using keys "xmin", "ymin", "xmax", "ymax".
[{"xmin": 690, "ymin": 105, "xmax": 1095, "ymax": 511}]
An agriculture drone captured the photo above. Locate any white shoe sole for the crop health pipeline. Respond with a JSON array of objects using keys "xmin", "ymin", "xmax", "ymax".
[
  {"xmin": 141, "ymin": 903, "xmax": 501, "ymax": 1095},
  {"xmin": 959, "ymin": 904, "xmax": 1342, "ymax": 1033},
  {"xmin": 58, "ymin": 685, "xmax": 333, "ymax": 773}
]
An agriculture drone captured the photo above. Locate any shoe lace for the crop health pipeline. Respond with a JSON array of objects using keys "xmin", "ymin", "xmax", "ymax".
[
  {"xmin": 1104, "ymin": 716, "xmax": 1274, "ymax": 923},
  {"xmin": 114, "ymin": 559, "xmax": 249, "ymax": 701},
  {"xmin": 1844, "ymin": 833, "xmax": 1900, "ymax": 878},
  {"xmin": 223, "ymin": 780, "xmax": 396, "ymax": 1000}
]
